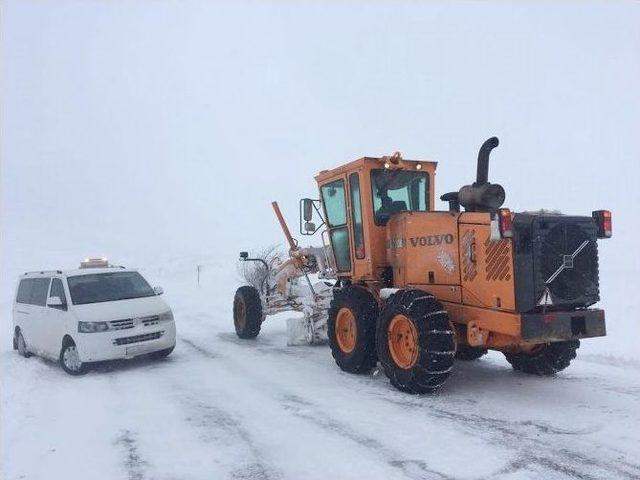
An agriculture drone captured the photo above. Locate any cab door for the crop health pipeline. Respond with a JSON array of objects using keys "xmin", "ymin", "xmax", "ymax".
[
  {"xmin": 347, "ymin": 172, "xmax": 369, "ymax": 279},
  {"xmin": 320, "ymin": 178, "xmax": 352, "ymax": 274}
]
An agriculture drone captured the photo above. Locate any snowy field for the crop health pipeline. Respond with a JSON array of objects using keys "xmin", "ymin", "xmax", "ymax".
[{"xmin": 2, "ymin": 257, "xmax": 639, "ymax": 480}]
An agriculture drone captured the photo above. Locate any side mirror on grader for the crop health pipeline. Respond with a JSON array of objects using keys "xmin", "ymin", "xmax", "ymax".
[
  {"xmin": 302, "ymin": 198, "xmax": 314, "ymax": 221},
  {"xmin": 299, "ymin": 198, "xmax": 324, "ymax": 235},
  {"xmin": 233, "ymin": 137, "xmax": 611, "ymax": 394}
]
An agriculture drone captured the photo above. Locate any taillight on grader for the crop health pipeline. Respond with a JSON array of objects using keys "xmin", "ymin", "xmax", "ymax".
[
  {"xmin": 592, "ymin": 210, "xmax": 612, "ymax": 238},
  {"xmin": 498, "ymin": 208, "xmax": 513, "ymax": 238}
]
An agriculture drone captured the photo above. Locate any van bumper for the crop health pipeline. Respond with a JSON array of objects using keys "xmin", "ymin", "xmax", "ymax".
[
  {"xmin": 76, "ymin": 321, "xmax": 176, "ymax": 362},
  {"xmin": 520, "ymin": 309, "xmax": 606, "ymax": 342}
]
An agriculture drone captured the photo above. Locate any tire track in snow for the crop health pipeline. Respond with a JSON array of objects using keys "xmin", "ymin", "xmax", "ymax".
[
  {"xmin": 277, "ymin": 393, "xmax": 455, "ymax": 480},
  {"xmin": 114, "ymin": 429, "xmax": 148, "ymax": 480},
  {"xmin": 180, "ymin": 334, "xmax": 472, "ymax": 480},
  {"xmin": 378, "ymin": 395, "xmax": 640, "ymax": 480},
  {"xmin": 189, "ymin": 330, "xmax": 640, "ymax": 480},
  {"xmin": 165, "ymin": 339, "xmax": 282, "ymax": 479},
  {"xmin": 180, "ymin": 396, "xmax": 280, "ymax": 480}
]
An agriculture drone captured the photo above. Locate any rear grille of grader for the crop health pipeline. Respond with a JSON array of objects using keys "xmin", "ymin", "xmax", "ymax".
[{"xmin": 512, "ymin": 214, "xmax": 600, "ymax": 312}]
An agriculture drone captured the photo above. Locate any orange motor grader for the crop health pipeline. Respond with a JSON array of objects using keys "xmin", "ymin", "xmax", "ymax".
[{"xmin": 234, "ymin": 137, "xmax": 611, "ymax": 393}]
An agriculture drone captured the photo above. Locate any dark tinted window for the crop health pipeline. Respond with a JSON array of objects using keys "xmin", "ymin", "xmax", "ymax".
[
  {"xmin": 67, "ymin": 271, "xmax": 155, "ymax": 305},
  {"xmin": 49, "ymin": 278, "xmax": 67, "ymax": 306},
  {"xmin": 371, "ymin": 169, "xmax": 429, "ymax": 225},
  {"xmin": 30, "ymin": 278, "xmax": 51, "ymax": 306},
  {"xmin": 16, "ymin": 279, "xmax": 33, "ymax": 304}
]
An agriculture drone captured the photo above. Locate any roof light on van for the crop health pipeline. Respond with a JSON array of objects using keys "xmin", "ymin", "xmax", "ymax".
[{"xmin": 79, "ymin": 257, "xmax": 110, "ymax": 269}]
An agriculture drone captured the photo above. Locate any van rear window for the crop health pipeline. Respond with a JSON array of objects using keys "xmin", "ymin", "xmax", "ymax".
[{"xmin": 67, "ymin": 272, "xmax": 155, "ymax": 305}]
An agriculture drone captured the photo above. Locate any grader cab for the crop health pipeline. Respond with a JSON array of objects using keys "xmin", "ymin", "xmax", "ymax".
[{"xmin": 233, "ymin": 138, "xmax": 611, "ymax": 393}]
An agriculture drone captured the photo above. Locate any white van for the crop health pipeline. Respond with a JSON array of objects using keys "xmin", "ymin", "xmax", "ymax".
[{"xmin": 12, "ymin": 263, "xmax": 176, "ymax": 375}]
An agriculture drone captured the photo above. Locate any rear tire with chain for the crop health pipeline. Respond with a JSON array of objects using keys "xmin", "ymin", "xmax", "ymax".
[
  {"xmin": 233, "ymin": 286, "xmax": 264, "ymax": 339},
  {"xmin": 376, "ymin": 290, "xmax": 455, "ymax": 394},
  {"xmin": 455, "ymin": 344, "xmax": 487, "ymax": 361},
  {"xmin": 504, "ymin": 340, "xmax": 579, "ymax": 375},
  {"xmin": 327, "ymin": 285, "xmax": 378, "ymax": 374}
]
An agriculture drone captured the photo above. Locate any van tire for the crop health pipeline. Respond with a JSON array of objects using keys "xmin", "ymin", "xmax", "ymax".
[
  {"xmin": 150, "ymin": 345, "xmax": 175, "ymax": 359},
  {"xmin": 15, "ymin": 330, "xmax": 31, "ymax": 358},
  {"xmin": 60, "ymin": 339, "xmax": 89, "ymax": 375}
]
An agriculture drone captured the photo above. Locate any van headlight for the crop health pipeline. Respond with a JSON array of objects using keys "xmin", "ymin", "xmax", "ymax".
[
  {"xmin": 159, "ymin": 310, "xmax": 174, "ymax": 322},
  {"xmin": 78, "ymin": 321, "xmax": 109, "ymax": 333}
]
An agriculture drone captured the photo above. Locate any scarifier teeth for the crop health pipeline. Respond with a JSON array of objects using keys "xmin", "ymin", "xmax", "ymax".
[{"xmin": 430, "ymin": 351, "xmax": 456, "ymax": 356}]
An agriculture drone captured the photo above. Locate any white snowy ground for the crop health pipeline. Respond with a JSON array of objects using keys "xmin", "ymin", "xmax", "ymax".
[{"xmin": 2, "ymin": 258, "xmax": 640, "ymax": 480}]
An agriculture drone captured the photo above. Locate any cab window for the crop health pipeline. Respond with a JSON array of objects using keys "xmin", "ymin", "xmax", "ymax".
[
  {"xmin": 320, "ymin": 179, "xmax": 351, "ymax": 272},
  {"xmin": 349, "ymin": 173, "xmax": 365, "ymax": 259},
  {"xmin": 371, "ymin": 169, "xmax": 429, "ymax": 225},
  {"xmin": 321, "ymin": 180, "xmax": 347, "ymax": 227}
]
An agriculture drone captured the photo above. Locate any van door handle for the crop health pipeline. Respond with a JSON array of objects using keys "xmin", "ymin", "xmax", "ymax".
[{"xmin": 16, "ymin": 310, "xmax": 30, "ymax": 315}]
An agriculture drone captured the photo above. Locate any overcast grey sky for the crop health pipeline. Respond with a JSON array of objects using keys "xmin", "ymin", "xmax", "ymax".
[{"xmin": 2, "ymin": 1, "xmax": 639, "ymax": 285}]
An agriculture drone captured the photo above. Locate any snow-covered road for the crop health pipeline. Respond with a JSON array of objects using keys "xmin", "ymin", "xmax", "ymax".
[{"xmin": 2, "ymin": 276, "xmax": 640, "ymax": 480}]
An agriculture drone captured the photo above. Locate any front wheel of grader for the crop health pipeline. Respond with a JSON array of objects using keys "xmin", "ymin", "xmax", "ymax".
[
  {"xmin": 376, "ymin": 290, "xmax": 456, "ymax": 394},
  {"xmin": 233, "ymin": 285, "xmax": 264, "ymax": 339},
  {"xmin": 327, "ymin": 285, "xmax": 379, "ymax": 374}
]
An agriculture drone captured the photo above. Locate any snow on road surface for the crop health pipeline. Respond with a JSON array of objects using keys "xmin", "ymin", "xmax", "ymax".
[{"xmin": 2, "ymin": 262, "xmax": 640, "ymax": 480}]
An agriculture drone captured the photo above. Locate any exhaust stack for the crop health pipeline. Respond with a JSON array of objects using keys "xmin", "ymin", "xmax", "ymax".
[
  {"xmin": 475, "ymin": 136, "xmax": 500, "ymax": 186},
  {"xmin": 441, "ymin": 137, "xmax": 506, "ymax": 212}
]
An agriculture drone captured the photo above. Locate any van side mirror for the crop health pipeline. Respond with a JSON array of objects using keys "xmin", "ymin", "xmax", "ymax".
[
  {"xmin": 304, "ymin": 221, "xmax": 316, "ymax": 233},
  {"xmin": 153, "ymin": 286, "xmax": 164, "ymax": 295},
  {"xmin": 47, "ymin": 296, "xmax": 63, "ymax": 307},
  {"xmin": 302, "ymin": 198, "xmax": 314, "ymax": 222}
]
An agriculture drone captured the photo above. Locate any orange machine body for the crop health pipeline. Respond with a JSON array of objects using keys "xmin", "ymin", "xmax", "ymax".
[{"xmin": 315, "ymin": 155, "xmax": 544, "ymax": 351}]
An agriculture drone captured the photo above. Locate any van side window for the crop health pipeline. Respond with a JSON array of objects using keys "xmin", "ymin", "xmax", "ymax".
[
  {"xmin": 16, "ymin": 279, "xmax": 34, "ymax": 304},
  {"xmin": 30, "ymin": 278, "xmax": 51, "ymax": 306},
  {"xmin": 49, "ymin": 278, "xmax": 67, "ymax": 309}
]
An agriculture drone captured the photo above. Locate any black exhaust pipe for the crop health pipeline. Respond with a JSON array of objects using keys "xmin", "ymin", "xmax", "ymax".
[
  {"xmin": 440, "ymin": 136, "xmax": 505, "ymax": 212},
  {"xmin": 475, "ymin": 136, "xmax": 499, "ymax": 186}
]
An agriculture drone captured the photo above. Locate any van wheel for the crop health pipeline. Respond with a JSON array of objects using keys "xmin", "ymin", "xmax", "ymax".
[
  {"xmin": 150, "ymin": 345, "xmax": 175, "ymax": 359},
  {"xmin": 60, "ymin": 340, "xmax": 88, "ymax": 375},
  {"xmin": 15, "ymin": 330, "xmax": 31, "ymax": 358}
]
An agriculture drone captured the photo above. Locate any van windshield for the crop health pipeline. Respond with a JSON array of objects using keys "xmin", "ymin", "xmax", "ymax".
[{"xmin": 67, "ymin": 271, "xmax": 156, "ymax": 305}]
